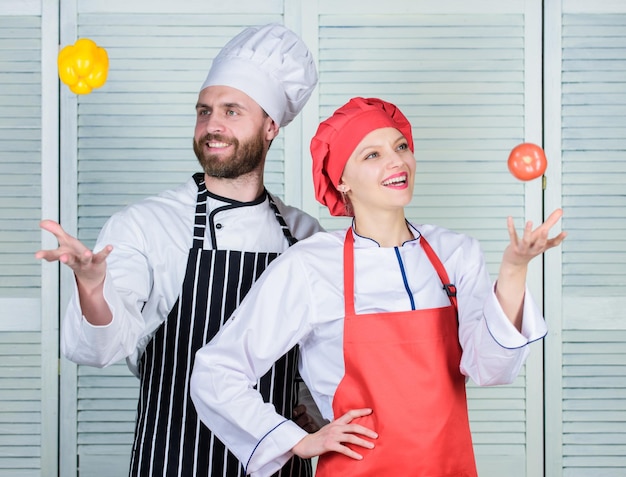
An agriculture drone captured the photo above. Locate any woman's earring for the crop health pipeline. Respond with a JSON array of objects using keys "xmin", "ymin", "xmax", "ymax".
[{"xmin": 338, "ymin": 185, "xmax": 352, "ymax": 215}]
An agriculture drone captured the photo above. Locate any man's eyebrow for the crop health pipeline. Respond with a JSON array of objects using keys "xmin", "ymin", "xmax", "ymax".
[
  {"xmin": 223, "ymin": 102, "xmax": 246, "ymax": 110},
  {"xmin": 195, "ymin": 102, "xmax": 247, "ymax": 111}
]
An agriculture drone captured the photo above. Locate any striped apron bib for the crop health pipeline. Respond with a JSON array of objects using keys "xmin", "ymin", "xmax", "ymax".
[{"xmin": 129, "ymin": 173, "xmax": 312, "ymax": 477}]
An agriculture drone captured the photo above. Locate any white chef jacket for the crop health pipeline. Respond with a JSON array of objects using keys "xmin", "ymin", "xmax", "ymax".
[
  {"xmin": 189, "ymin": 222, "xmax": 548, "ymax": 477},
  {"xmin": 61, "ymin": 175, "xmax": 322, "ymax": 376}
]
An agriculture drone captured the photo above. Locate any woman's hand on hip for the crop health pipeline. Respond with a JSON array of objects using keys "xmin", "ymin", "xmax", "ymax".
[{"xmin": 291, "ymin": 408, "xmax": 377, "ymax": 460}]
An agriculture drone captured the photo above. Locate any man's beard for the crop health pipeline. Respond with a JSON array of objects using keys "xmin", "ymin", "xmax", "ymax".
[{"xmin": 193, "ymin": 132, "xmax": 265, "ymax": 179}]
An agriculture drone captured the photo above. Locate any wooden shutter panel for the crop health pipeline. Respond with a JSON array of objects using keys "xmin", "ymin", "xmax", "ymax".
[
  {"xmin": 545, "ymin": 2, "xmax": 626, "ymax": 475},
  {"xmin": 0, "ymin": 1, "xmax": 58, "ymax": 475}
]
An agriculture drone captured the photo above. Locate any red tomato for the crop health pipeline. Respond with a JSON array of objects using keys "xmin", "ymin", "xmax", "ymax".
[{"xmin": 507, "ymin": 143, "xmax": 547, "ymax": 181}]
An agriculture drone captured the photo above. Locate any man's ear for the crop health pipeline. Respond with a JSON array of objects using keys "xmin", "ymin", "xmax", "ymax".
[{"xmin": 265, "ymin": 118, "xmax": 280, "ymax": 141}]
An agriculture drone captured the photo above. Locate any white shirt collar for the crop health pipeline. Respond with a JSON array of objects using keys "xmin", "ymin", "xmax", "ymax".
[{"xmin": 350, "ymin": 220, "xmax": 422, "ymax": 248}]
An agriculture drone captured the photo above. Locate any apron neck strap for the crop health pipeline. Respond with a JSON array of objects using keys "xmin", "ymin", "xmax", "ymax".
[
  {"xmin": 192, "ymin": 173, "xmax": 208, "ymax": 249},
  {"xmin": 343, "ymin": 228, "xmax": 356, "ymax": 316},
  {"xmin": 419, "ymin": 235, "xmax": 458, "ymax": 311},
  {"xmin": 267, "ymin": 194, "xmax": 298, "ymax": 247},
  {"xmin": 342, "ymin": 227, "xmax": 459, "ymax": 316}
]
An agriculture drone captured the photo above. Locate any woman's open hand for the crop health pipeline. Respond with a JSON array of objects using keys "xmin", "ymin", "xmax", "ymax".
[
  {"xmin": 496, "ymin": 208, "xmax": 567, "ymax": 328},
  {"xmin": 502, "ymin": 208, "xmax": 567, "ymax": 268}
]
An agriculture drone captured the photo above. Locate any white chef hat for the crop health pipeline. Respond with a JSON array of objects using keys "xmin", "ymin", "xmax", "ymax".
[{"xmin": 201, "ymin": 23, "xmax": 318, "ymax": 127}]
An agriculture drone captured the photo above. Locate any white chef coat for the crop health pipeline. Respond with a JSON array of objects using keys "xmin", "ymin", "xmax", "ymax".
[
  {"xmin": 189, "ymin": 222, "xmax": 548, "ymax": 477},
  {"xmin": 61, "ymin": 175, "xmax": 322, "ymax": 376}
]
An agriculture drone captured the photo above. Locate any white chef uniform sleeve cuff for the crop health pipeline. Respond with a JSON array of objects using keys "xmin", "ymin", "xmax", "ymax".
[
  {"xmin": 63, "ymin": 271, "xmax": 128, "ymax": 367},
  {"xmin": 246, "ymin": 420, "xmax": 308, "ymax": 477},
  {"xmin": 483, "ymin": 285, "xmax": 548, "ymax": 349}
]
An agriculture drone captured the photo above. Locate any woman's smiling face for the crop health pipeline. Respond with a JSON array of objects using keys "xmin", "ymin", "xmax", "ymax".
[{"xmin": 339, "ymin": 127, "xmax": 416, "ymax": 217}]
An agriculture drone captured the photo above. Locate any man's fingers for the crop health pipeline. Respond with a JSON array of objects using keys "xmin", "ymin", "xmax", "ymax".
[
  {"xmin": 36, "ymin": 218, "xmax": 113, "ymax": 269},
  {"xmin": 39, "ymin": 219, "xmax": 68, "ymax": 241},
  {"xmin": 292, "ymin": 404, "xmax": 321, "ymax": 433},
  {"xmin": 90, "ymin": 245, "xmax": 113, "ymax": 265}
]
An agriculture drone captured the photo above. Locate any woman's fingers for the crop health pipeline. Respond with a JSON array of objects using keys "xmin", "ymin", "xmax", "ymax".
[
  {"xmin": 538, "ymin": 209, "xmax": 567, "ymax": 250},
  {"xmin": 335, "ymin": 408, "xmax": 372, "ymax": 424},
  {"xmin": 291, "ymin": 408, "xmax": 377, "ymax": 460},
  {"xmin": 547, "ymin": 231, "xmax": 567, "ymax": 249},
  {"xmin": 337, "ymin": 409, "xmax": 378, "ymax": 441},
  {"xmin": 543, "ymin": 208, "xmax": 564, "ymax": 229},
  {"xmin": 528, "ymin": 209, "xmax": 566, "ymax": 251},
  {"xmin": 326, "ymin": 431, "xmax": 375, "ymax": 460},
  {"xmin": 323, "ymin": 408, "xmax": 377, "ymax": 459},
  {"xmin": 508, "ymin": 210, "xmax": 566, "ymax": 253}
]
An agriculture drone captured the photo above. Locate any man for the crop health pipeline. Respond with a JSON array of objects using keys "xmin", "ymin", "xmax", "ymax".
[{"xmin": 36, "ymin": 23, "xmax": 322, "ymax": 477}]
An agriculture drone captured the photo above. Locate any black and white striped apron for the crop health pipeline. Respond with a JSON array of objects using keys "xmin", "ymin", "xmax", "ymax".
[{"xmin": 129, "ymin": 173, "xmax": 312, "ymax": 477}]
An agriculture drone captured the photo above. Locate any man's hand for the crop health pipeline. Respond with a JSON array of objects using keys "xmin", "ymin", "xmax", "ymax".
[
  {"xmin": 36, "ymin": 219, "xmax": 113, "ymax": 325},
  {"xmin": 292, "ymin": 404, "xmax": 320, "ymax": 433},
  {"xmin": 36, "ymin": 219, "xmax": 112, "ymax": 287}
]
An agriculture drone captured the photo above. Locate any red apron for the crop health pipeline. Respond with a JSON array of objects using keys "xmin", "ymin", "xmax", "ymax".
[{"xmin": 315, "ymin": 229, "xmax": 477, "ymax": 476}]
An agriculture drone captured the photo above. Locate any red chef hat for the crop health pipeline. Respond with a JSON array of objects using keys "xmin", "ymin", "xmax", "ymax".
[{"xmin": 310, "ymin": 97, "xmax": 414, "ymax": 216}]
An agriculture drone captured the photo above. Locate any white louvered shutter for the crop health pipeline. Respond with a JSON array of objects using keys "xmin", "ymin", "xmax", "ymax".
[
  {"xmin": 0, "ymin": 1, "xmax": 58, "ymax": 476},
  {"xmin": 60, "ymin": 1, "xmax": 288, "ymax": 475},
  {"xmin": 544, "ymin": 1, "xmax": 626, "ymax": 476},
  {"xmin": 35, "ymin": 1, "xmax": 626, "ymax": 476},
  {"xmin": 301, "ymin": 1, "xmax": 544, "ymax": 476}
]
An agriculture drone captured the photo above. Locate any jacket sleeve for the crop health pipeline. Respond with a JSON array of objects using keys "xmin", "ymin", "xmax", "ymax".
[
  {"xmin": 454, "ymin": 236, "xmax": 547, "ymax": 386},
  {"xmin": 60, "ymin": 210, "xmax": 152, "ymax": 371}
]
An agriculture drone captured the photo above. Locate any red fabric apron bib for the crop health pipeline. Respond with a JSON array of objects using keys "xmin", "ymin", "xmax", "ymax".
[{"xmin": 315, "ymin": 229, "xmax": 477, "ymax": 477}]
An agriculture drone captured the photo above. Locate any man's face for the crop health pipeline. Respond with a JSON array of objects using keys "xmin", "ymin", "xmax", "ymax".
[{"xmin": 193, "ymin": 86, "xmax": 279, "ymax": 179}]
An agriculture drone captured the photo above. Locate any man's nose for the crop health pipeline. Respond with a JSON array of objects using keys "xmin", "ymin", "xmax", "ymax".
[{"xmin": 204, "ymin": 114, "xmax": 224, "ymax": 133}]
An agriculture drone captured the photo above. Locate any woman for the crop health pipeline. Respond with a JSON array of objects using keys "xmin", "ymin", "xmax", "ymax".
[{"xmin": 190, "ymin": 97, "xmax": 566, "ymax": 477}]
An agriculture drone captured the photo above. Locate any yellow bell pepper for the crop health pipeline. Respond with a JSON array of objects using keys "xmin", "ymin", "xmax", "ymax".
[{"xmin": 58, "ymin": 38, "xmax": 109, "ymax": 94}]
